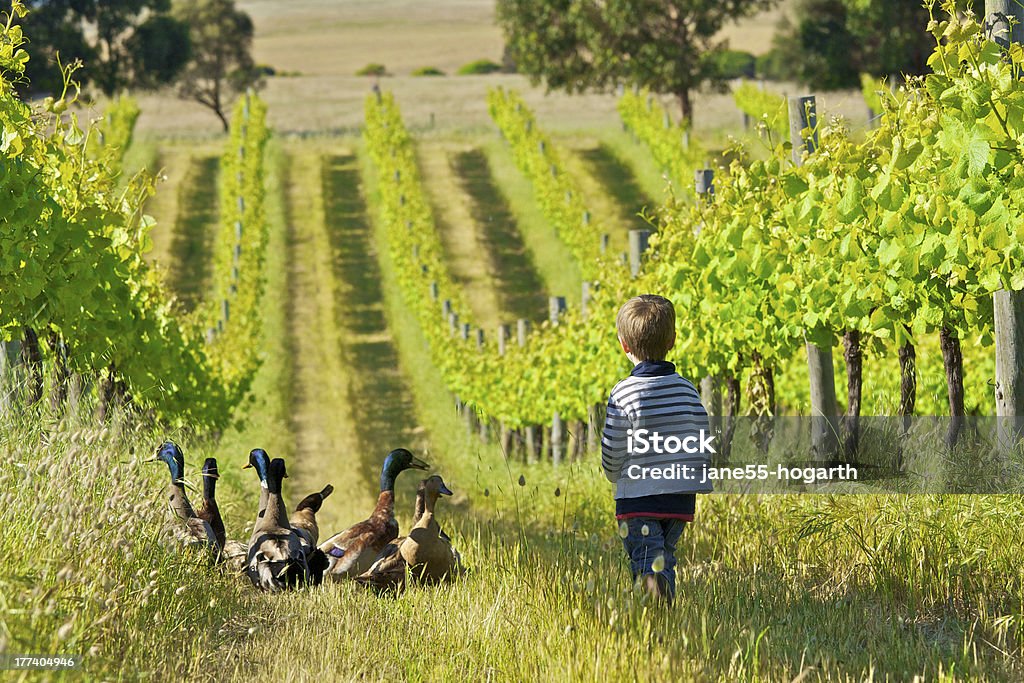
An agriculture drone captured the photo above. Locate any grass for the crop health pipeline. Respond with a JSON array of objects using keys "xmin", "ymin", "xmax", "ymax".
[
  {"xmin": 449, "ymin": 147, "xmax": 550, "ymax": 323},
  {"xmin": 417, "ymin": 140, "xmax": 506, "ymax": 330},
  {"xmin": 480, "ymin": 137, "xmax": 584, "ymax": 305},
  {"xmin": 3, "ymin": 132, "xmax": 1024, "ymax": 681},
  {"xmin": 167, "ymin": 155, "xmax": 221, "ymax": 311}
]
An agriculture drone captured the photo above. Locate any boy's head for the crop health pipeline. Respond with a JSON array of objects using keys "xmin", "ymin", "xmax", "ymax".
[{"xmin": 616, "ymin": 295, "xmax": 676, "ymax": 362}]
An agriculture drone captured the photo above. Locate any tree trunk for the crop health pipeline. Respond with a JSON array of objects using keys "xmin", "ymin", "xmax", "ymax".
[
  {"xmin": 677, "ymin": 89, "xmax": 693, "ymax": 126},
  {"xmin": 940, "ymin": 326, "xmax": 966, "ymax": 450},
  {"xmin": 748, "ymin": 351, "xmax": 774, "ymax": 453},
  {"xmin": 898, "ymin": 338, "xmax": 917, "ymax": 422},
  {"xmin": 214, "ymin": 104, "xmax": 230, "ymax": 132},
  {"xmin": 96, "ymin": 364, "xmax": 117, "ymax": 423},
  {"xmin": 722, "ymin": 375, "xmax": 741, "ymax": 461},
  {"xmin": 48, "ymin": 331, "xmax": 70, "ymax": 412},
  {"xmin": 843, "ymin": 330, "xmax": 863, "ymax": 459},
  {"xmin": 21, "ymin": 327, "xmax": 43, "ymax": 406},
  {"xmin": 896, "ymin": 338, "xmax": 916, "ymax": 470}
]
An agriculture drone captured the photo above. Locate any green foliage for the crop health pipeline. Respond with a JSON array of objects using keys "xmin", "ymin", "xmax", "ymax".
[
  {"xmin": 456, "ymin": 59, "xmax": 501, "ymax": 75},
  {"xmin": 0, "ymin": 4, "xmax": 271, "ymax": 427},
  {"xmin": 616, "ymin": 88, "xmax": 705, "ymax": 188},
  {"xmin": 705, "ymin": 49, "xmax": 756, "ymax": 79},
  {"xmin": 86, "ymin": 95, "xmax": 141, "ymax": 170},
  {"xmin": 171, "ymin": 0, "xmax": 259, "ymax": 131},
  {"xmin": 496, "ymin": 0, "xmax": 779, "ymax": 121},
  {"xmin": 16, "ymin": 0, "xmax": 189, "ymax": 96},
  {"xmin": 860, "ymin": 71, "xmax": 885, "ymax": 115},
  {"xmin": 770, "ymin": 0, "xmax": 943, "ymax": 89},
  {"xmin": 732, "ymin": 81, "xmax": 788, "ymax": 139},
  {"xmin": 356, "ymin": 63, "xmax": 387, "ymax": 77},
  {"xmin": 755, "ymin": 47, "xmax": 789, "ymax": 81},
  {"xmin": 411, "ymin": 66, "xmax": 444, "ymax": 77}
]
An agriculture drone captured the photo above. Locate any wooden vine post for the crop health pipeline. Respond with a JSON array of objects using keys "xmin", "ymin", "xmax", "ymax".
[
  {"xmin": 0, "ymin": 341, "xmax": 10, "ymax": 414},
  {"xmin": 694, "ymin": 169, "xmax": 722, "ymax": 424},
  {"xmin": 628, "ymin": 229, "xmax": 651, "ymax": 278},
  {"xmin": 987, "ymin": 0, "xmax": 1024, "ymax": 452},
  {"xmin": 518, "ymin": 318, "xmax": 538, "ymax": 463},
  {"xmin": 497, "ymin": 324, "xmax": 515, "ymax": 458},
  {"xmin": 549, "ymin": 297, "xmax": 567, "ymax": 466},
  {"xmin": 789, "ymin": 95, "xmax": 840, "ymax": 459}
]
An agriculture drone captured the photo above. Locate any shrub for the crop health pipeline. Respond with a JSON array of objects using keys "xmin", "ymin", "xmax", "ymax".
[
  {"xmin": 356, "ymin": 63, "xmax": 387, "ymax": 77},
  {"xmin": 707, "ymin": 49, "xmax": 756, "ymax": 80},
  {"xmin": 755, "ymin": 48, "xmax": 791, "ymax": 81},
  {"xmin": 457, "ymin": 59, "xmax": 502, "ymax": 75},
  {"xmin": 412, "ymin": 66, "xmax": 445, "ymax": 77}
]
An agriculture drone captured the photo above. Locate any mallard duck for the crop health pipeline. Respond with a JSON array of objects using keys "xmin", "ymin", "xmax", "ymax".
[
  {"xmin": 291, "ymin": 484, "xmax": 334, "ymax": 584},
  {"xmin": 196, "ymin": 457, "xmax": 249, "ymax": 572},
  {"xmin": 196, "ymin": 458, "xmax": 226, "ymax": 550},
  {"xmin": 242, "ymin": 448, "xmax": 271, "ymax": 521},
  {"xmin": 151, "ymin": 441, "xmax": 219, "ymax": 555},
  {"xmin": 245, "ymin": 457, "xmax": 311, "ymax": 591},
  {"xmin": 319, "ymin": 448, "xmax": 429, "ymax": 580},
  {"xmin": 401, "ymin": 475, "xmax": 464, "ymax": 584},
  {"xmin": 354, "ymin": 481, "xmax": 429, "ymax": 594},
  {"xmin": 290, "ymin": 484, "xmax": 334, "ymax": 548}
]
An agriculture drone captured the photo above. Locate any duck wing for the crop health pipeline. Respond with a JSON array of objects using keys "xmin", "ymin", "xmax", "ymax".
[
  {"xmin": 246, "ymin": 529, "xmax": 309, "ymax": 591},
  {"xmin": 320, "ymin": 527, "xmax": 390, "ymax": 578},
  {"xmin": 354, "ymin": 538, "xmax": 407, "ymax": 594}
]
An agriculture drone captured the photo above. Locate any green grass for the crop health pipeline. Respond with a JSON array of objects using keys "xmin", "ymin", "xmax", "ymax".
[
  {"xmin": 480, "ymin": 137, "xmax": 583, "ymax": 305},
  {"xmin": 167, "ymin": 155, "xmax": 221, "ymax": 311},
  {"xmin": 450, "ymin": 147, "xmax": 550, "ymax": 322},
  {"xmin": 4, "ymin": 123, "xmax": 1023, "ymax": 682}
]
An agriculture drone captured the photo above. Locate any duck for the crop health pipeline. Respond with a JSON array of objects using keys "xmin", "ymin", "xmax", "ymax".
[
  {"xmin": 196, "ymin": 458, "xmax": 226, "ymax": 550},
  {"xmin": 290, "ymin": 484, "xmax": 334, "ymax": 584},
  {"xmin": 196, "ymin": 457, "xmax": 249, "ymax": 572},
  {"xmin": 245, "ymin": 457, "xmax": 311, "ymax": 591},
  {"xmin": 354, "ymin": 480, "xmax": 429, "ymax": 594},
  {"xmin": 400, "ymin": 475, "xmax": 465, "ymax": 584},
  {"xmin": 242, "ymin": 448, "xmax": 271, "ymax": 522},
  {"xmin": 243, "ymin": 448, "xmax": 331, "ymax": 579},
  {"xmin": 319, "ymin": 448, "xmax": 429, "ymax": 580},
  {"xmin": 151, "ymin": 441, "xmax": 219, "ymax": 555},
  {"xmin": 290, "ymin": 484, "xmax": 334, "ymax": 549}
]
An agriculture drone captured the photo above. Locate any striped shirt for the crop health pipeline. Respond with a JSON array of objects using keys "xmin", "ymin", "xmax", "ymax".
[{"xmin": 602, "ymin": 360, "xmax": 713, "ymax": 501}]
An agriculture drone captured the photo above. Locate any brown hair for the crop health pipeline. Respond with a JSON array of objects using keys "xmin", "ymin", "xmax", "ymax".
[{"xmin": 616, "ymin": 295, "xmax": 676, "ymax": 361}]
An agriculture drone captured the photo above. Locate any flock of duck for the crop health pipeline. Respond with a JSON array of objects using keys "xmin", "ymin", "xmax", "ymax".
[{"xmin": 152, "ymin": 441, "xmax": 464, "ymax": 593}]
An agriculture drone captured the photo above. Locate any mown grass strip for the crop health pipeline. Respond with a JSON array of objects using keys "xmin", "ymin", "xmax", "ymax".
[
  {"xmin": 168, "ymin": 155, "xmax": 220, "ymax": 311},
  {"xmin": 450, "ymin": 147, "xmax": 549, "ymax": 323}
]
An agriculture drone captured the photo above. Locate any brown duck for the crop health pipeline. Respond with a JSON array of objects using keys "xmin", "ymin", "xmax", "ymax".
[
  {"xmin": 400, "ymin": 475, "xmax": 464, "ymax": 584},
  {"xmin": 151, "ymin": 441, "xmax": 218, "ymax": 555},
  {"xmin": 245, "ymin": 457, "xmax": 311, "ymax": 591},
  {"xmin": 318, "ymin": 448, "xmax": 428, "ymax": 580},
  {"xmin": 354, "ymin": 479, "xmax": 429, "ymax": 594}
]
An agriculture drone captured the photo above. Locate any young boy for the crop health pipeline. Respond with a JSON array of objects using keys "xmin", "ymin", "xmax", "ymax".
[{"xmin": 601, "ymin": 294, "xmax": 712, "ymax": 602}]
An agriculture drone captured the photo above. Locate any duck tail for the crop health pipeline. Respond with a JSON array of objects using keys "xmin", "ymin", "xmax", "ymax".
[{"xmin": 295, "ymin": 484, "xmax": 334, "ymax": 513}]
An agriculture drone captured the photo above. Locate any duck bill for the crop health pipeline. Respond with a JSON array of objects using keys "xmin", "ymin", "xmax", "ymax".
[
  {"xmin": 439, "ymin": 483, "xmax": 454, "ymax": 496},
  {"xmin": 409, "ymin": 456, "xmax": 430, "ymax": 471}
]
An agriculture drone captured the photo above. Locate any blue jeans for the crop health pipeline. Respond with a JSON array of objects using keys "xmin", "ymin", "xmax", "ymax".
[{"xmin": 620, "ymin": 517, "xmax": 687, "ymax": 599}]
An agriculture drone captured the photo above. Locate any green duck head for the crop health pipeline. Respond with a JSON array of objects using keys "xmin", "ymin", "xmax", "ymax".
[
  {"xmin": 380, "ymin": 448, "xmax": 429, "ymax": 492},
  {"xmin": 152, "ymin": 441, "xmax": 185, "ymax": 484},
  {"xmin": 201, "ymin": 457, "xmax": 219, "ymax": 502}
]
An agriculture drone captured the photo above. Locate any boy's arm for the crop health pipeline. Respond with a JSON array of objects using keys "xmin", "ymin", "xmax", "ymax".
[{"xmin": 601, "ymin": 394, "xmax": 631, "ymax": 482}]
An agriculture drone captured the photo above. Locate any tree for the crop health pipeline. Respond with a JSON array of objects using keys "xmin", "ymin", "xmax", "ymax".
[
  {"xmin": 17, "ymin": 0, "xmax": 189, "ymax": 96},
  {"xmin": 769, "ymin": 0, "xmax": 858, "ymax": 89},
  {"xmin": 768, "ymin": 0, "xmax": 958, "ymax": 90},
  {"xmin": 496, "ymin": 0, "xmax": 779, "ymax": 122},
  {"xmin": 171, "ymin": 0, "xmax": 260, "ymax": 132}
]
